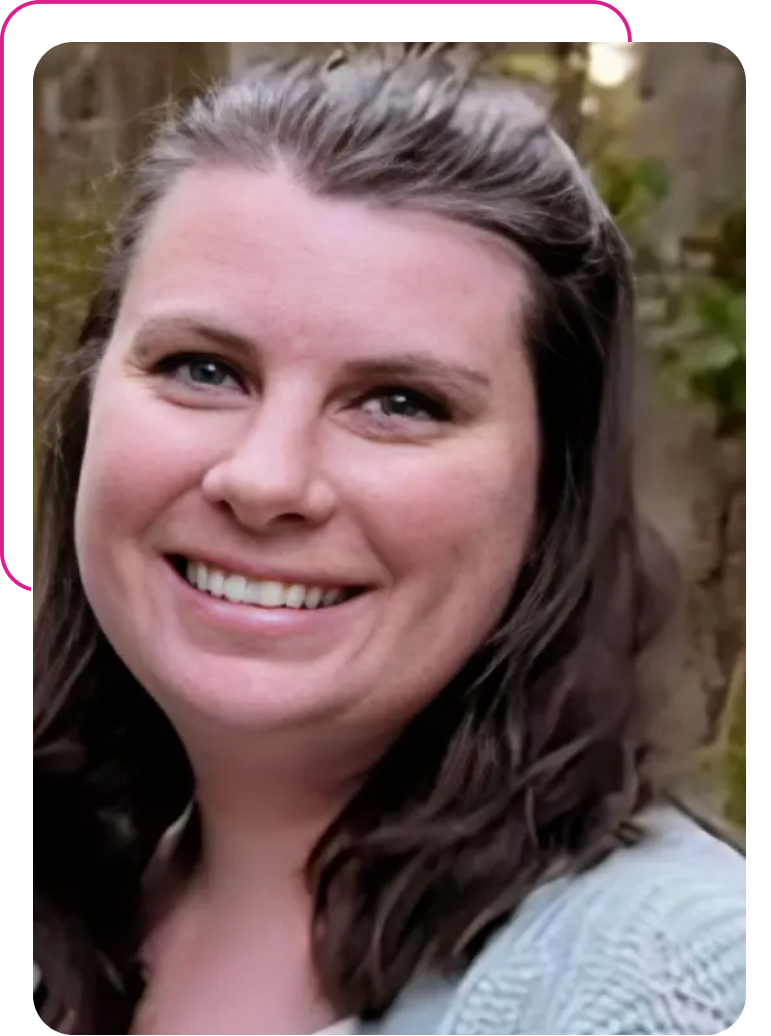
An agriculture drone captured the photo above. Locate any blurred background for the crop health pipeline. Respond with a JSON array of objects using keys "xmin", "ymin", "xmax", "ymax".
[{"xmin": 33, "ymin": 42, "xmax": 745, "ymax": 835}]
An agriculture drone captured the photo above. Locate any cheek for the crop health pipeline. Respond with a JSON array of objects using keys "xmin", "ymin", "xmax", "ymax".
[
  {"xmin": 346, "ymin": 433, "xmax": 538, "ymax": 602},
  {"xmin": 74, "ymin": 382, "xmax": 221, "ymax": 567}
]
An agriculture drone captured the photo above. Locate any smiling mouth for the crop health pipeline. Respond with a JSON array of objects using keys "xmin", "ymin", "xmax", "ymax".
[{"xmin": 168, "ymin": 556, "xmax": 367, "ymax": 610}]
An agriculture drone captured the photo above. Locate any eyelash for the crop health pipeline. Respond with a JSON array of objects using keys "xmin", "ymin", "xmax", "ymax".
[
  {"xmin": 153, "ymin": 352, "xmax": 452, "ymax": 423},
  {"xmin": 154, "ymin": 353, "xmax": 246, "ymax": 392}
]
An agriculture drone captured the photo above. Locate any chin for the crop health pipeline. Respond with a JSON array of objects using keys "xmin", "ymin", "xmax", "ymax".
[{"xmin": 139, "ymin": 657, "xmax": 349, "ymax": 733}]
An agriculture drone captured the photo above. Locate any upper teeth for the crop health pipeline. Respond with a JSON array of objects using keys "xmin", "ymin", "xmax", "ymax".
[{"xmin": 186, "ymin": 561, "xmax": 344, "ymax": 609}]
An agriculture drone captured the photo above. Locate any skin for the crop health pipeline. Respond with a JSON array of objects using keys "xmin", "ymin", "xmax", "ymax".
[{"xmin": 74, "ymin": 167, "xmax": 540, "ymax": 1034}]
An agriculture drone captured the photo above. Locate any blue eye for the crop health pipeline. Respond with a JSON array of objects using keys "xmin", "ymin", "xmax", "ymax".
[
  {"xmin": 361, "ymin": 388, "xmax": 449, "ymax": 422},
  {"xmin": 158, "ymin": 354, "xmax": 244, "ymax": 391}
]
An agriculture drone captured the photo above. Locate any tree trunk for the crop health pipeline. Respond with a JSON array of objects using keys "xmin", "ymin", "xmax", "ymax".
[
  {"xmin": 632, "ymin": 43, "xmax": 745, "ymax": 245},
  {"xmin": 99, "ymin": 43, "xmax": 228, "ymax": 167},
  {"xmin": 551, "ymin": 43, "xmax": 590, "ymax": 151}
]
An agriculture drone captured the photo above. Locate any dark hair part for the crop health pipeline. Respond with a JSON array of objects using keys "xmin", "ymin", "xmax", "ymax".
[{"xmin": 35, "ymin": 54, "xmax": 677, "ymax": 1033}]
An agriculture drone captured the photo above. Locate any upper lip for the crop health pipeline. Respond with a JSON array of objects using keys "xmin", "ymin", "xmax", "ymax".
[{"xmin": 168, "ymin": 551, "xmax": 373, "ymax": 590}]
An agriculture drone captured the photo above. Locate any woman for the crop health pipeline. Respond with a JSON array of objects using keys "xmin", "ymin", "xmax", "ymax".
[{"xmin": 34, "ymin": 53, "xmax": 745, "ymax": 1035}]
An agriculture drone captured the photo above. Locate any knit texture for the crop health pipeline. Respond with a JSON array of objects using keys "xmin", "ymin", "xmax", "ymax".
[{"xmin": 373, "ymin": 808, "xmax": 745, "ymax": 1035}]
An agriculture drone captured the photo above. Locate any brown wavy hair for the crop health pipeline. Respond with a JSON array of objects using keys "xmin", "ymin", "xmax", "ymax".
[{"xmin": 35, "ymin": 54, "xmax": 678, "ymax": 1033}]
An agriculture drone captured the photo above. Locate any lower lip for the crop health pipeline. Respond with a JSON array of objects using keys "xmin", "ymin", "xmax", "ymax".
[{"xmin": 165, "ymin": 562, "xmax": 371, "ymax": 637}]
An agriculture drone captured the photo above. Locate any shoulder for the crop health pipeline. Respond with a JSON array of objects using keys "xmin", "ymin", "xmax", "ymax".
[{"xmin": 440, "ymin": 808, "xmax": 745, "ymax": 1035}]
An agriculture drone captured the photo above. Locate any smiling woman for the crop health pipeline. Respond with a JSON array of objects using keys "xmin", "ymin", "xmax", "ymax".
[
  {"xmin": 34, "ymin": 54, "xmax": 745, "ymax": 1036},
  {"xmin": 75, "ymin": 165, "xmax": 538, "ymax": 737}
]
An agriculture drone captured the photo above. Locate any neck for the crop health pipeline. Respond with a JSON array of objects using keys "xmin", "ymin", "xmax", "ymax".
[
  {"xmin": 168, "ymin": 716, "xmax": 384, "ymax": 912},
  {"xmin": 138, "ymin": 721, "xmax": 383, "ymax": 1035}
]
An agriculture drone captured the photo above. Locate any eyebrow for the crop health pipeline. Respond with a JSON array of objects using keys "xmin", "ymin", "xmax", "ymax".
[
  {"xmin": 340, "ymin": 355, "xmax": 491, "ymax": 395},
  {"xmin": 131, "ymin": 316, "xmax": 492, "ymax": 395},
  {"xmin": 131, "ymin": 316, "xmax": 255, "ymax": 358}
]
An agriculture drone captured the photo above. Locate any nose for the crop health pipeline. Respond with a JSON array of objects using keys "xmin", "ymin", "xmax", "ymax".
[{"xmin": 201, "ymin": 395, "xmax": 337, "ymax": 531}]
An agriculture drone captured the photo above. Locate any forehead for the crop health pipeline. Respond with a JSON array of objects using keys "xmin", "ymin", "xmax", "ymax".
[{"xmin": 118, "ymin": 167, "xmax": 532, "ymax": 367}]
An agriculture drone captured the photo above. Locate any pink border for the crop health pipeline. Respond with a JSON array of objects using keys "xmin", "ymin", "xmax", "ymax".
[
  {"xmin": 3, "ymin": 4, "xmax": 633, "ymax": 592},
  {"xmin": 6, "ymin": 0, "xmax": 634, "ymax": 28}
]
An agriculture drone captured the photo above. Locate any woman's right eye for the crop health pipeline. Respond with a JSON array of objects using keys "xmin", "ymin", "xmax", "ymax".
[{"xmin": 155, "ymin": 354, "xmax": 245, "ymax": 393}]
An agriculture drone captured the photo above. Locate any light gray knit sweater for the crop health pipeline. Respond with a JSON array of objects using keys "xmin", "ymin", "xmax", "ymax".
[{"xmin": 365, "ymin": 808, "xmax": 746, "ymax": 1035}]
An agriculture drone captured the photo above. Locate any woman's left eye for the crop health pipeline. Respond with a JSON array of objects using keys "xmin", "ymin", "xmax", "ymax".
[
  {"xmin": 156, "ymin": 354, "xmax": 244, "ymax": 392},
  {"xmin": 359, "ymin": 388, "xmax": 449, "ymax": 422}
]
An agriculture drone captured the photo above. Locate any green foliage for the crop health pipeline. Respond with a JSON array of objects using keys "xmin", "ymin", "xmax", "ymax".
[
  {"xmin": 725, "ymin": 742, "xmax": 746, "ymax": 830},
  {"xmin": 485, "ymin": 50, "xmax": 559, "ymax": 89},
  {"xmin": 594, "ymin": 156, "xmax": 669, "ymax": 250},
  {"xmin": 594, "ymin": 157, "xmax": 746, "ymax": 435},
  {"xmin": 654, "ymin": 275, "xmax": 745, "ymax": 434},
  {"xmin": 723, "ymin": 655, "xmax": 746, "ymax": 830},
  {"xmin": 33, "ymin": 191, "xmax": 115, "ymax": 370},
  {"xmin": 709, "ymin": 206, "xmax": 746, "ymax": 290},
  {"xmin": 34, "ymin": 187, "xmax": 118, "ymax": 500}
]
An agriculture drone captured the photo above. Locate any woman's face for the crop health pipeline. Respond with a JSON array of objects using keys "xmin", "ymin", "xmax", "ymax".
[{"xmin": 75, "ymin": 168, "xmax": 539, "ymax": 740}]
